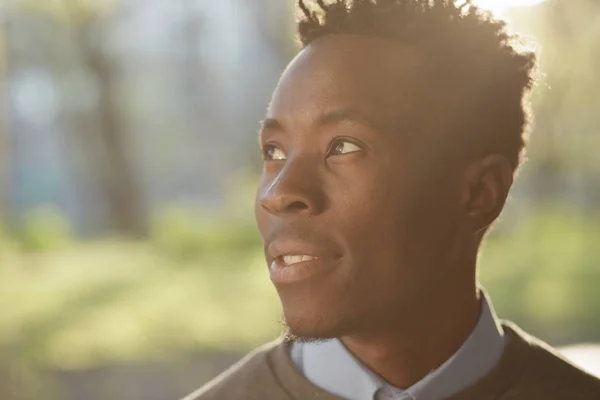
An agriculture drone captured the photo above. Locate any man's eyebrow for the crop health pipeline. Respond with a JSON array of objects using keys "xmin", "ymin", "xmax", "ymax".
[
  {"xmin": 316, "ymin": 109, "xmax": 384, "ymax": 133},
  {"xmin": 258, "ymin": 108, "xmax": 384, "ymax": 139},
  {"xmin": 258, "ymin": 118, "xmax": 282, "ymax": 144},
  {"xmin": 259, "ymin": 118, "xmax": 282, "ymax": 133}
]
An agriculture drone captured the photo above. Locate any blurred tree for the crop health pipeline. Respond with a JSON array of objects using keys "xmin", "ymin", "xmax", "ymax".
[
  {"xmin": 0, "ymin": 17, "xmax": 10, "ymax": 230},
  {"xmin": 19, "ymin": 0, "xmax": 147, "ymax": 236},
  {"xmin": 81, "ymin": 40, "xmax": 147, "ymax": 236}
]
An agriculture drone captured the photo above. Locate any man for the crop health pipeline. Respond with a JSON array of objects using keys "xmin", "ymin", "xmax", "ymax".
[{"xmin": 186, "ymin": 0, "xmax": 600, "ymax": 399}]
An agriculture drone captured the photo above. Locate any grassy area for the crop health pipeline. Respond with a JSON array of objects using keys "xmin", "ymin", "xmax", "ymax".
[
  {"xmin": 0, "ymin": 241, "xmax": 280, "ymax": 370},
  {"xmin": 1, "ymin": 204, "xmax": 599, "ymax": 373}
]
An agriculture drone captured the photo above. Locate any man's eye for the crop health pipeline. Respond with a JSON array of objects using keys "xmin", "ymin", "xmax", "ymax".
[
  {"xmin": 328, "ymin": 140, "xmax": 363, "ymax": 156},
  {"xmin": 264, "ymin": 146, "xmax": 287, "ymax": 161}
]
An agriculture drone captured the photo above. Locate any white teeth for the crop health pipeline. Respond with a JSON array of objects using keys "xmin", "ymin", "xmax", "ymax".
[{"xmin": 282, "ymin": 255, "xmax": 315, "ymax": 266}]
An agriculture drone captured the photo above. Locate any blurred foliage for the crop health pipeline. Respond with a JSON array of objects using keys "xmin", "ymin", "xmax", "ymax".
[
  {"xmin": 481, "ymin": 204, "xmax": 600, "ymax": 343},
  {"xmin": 150, "ymin": 206, "xmax": 260, "ymax": 263},
  {"xmin": 151, "ymin": 172, "xmax": 261, "ymax": 263},
  {"xmin": 18, "ymin": 206, "xmax": 74, "ymax": 253},
  {"xmin": 0, "ymin": 223, "xmax": 16, "ymax": 255}
]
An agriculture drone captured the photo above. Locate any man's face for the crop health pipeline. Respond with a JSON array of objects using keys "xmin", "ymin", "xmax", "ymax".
[{"xmin": 255, "ymin": 35, "xmax": 465, "ymax": 340}]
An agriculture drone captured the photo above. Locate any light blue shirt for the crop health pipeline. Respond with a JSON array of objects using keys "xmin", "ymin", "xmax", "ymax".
[{"xmin": 290, "ymin": 289, "xmax": 506, "ymax": 400}]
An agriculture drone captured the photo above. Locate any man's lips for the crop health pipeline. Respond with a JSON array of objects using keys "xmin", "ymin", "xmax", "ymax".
[
  {"xmin": 267, "ymin": 241, "xmax": 339, "ymax": 264},
  {"xmin": 278, "ymin": 254, "xmax": 319, "ymax": 266},
  {"xmin": 267, "ymin": 241, "xmax": 341, "ymax": 283},
  {"xmin": 269, "ymin": 256, "xmax": 339, "ymax": 283}
]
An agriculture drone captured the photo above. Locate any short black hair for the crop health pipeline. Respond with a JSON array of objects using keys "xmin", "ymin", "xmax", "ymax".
[{"xmin": 296, "ymin": 0, "xmax": 537, "ymax": 170}]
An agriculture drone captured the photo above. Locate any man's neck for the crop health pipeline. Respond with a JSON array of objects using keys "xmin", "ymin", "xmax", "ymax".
[{"xmin": 340, "ymin": 280, "xmax": 481, "ymax": 389}]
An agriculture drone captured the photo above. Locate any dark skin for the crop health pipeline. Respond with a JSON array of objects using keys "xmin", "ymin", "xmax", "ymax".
[{"xmin": 255, "ymin": 34, "xmax": 514, "ymax": 388}]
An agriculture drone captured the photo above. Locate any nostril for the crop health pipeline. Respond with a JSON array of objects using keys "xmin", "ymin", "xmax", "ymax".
[
  {"xmin": 287, "ymin": 201, "xmax": 309, "ymax": 212},
  {"xmin": 260, "ymin": 196, "xmax": 309, "ymax": 214}
]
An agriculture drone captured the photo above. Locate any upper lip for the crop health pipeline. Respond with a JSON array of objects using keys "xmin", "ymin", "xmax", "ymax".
[{"xmin": 268, "ymin": 241, "xmax": 339, "ymax": 261}]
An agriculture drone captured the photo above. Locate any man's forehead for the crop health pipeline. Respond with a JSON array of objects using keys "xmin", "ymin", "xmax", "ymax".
[{"xmin": 267, "ymin": 35, "xmax": 429, "ymax": 127}]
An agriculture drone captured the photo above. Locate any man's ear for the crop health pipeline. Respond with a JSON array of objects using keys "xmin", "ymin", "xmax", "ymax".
[{"xmin": 459, "ymin": 154, "xmax": 514, "ymax": 234}]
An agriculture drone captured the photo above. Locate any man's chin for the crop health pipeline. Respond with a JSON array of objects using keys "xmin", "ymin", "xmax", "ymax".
[{"xmin": 279, "ymin": 313, "xmax": 358, "ymax": 344}]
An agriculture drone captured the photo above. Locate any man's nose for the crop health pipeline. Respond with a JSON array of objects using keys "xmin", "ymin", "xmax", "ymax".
[{"xmin": 259, "ymin": 159, "xmax": 325, "ymax": 217}]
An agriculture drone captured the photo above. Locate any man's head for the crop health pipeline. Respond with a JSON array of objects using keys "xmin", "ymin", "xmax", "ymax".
[{"xmin": 255, "ymin": 0, "xmax": 536, "ymax": 341}]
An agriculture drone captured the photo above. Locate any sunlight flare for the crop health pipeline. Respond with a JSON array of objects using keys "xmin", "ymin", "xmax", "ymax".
[{"xmin": 473, "ymin": 0, "xmax": 546, "ymax": 17}]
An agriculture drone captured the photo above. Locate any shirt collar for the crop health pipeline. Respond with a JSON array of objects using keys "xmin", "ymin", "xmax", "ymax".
[{"xmin": 291, "ymin": 288, "xmax": 506, "ymax": 400}]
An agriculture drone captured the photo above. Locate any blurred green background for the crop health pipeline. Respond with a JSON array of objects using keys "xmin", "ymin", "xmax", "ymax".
[{"xmin": 0, "ymin": 0, "xmax": 599, "ymax": 399}]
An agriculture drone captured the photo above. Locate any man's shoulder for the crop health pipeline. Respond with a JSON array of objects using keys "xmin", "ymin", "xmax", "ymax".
[
  {"xmin": 500, "ymin": 321, "xmax": 600, "ymax": 399},
  {"xmin": 180, "ymin": 338, "xmax": 289, "ymax": 400}
]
